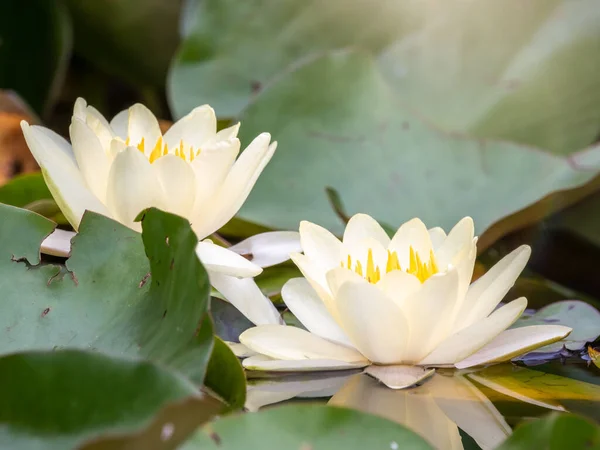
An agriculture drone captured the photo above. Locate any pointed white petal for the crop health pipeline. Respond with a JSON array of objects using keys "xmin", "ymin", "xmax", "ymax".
[
  {"xmin": 243, "ymin": 354, "xmax": 368, "ymax": 372},
  {"xmin": 210, "ymin": 273, "xmax": 282, "ymax": 325},
  {"xmin": 457, "ymin": 245, "xmax": 531, "ymax": 330},
  {"xmin": 73, "ymin": 97, "xmax": 87, "ymax": 120},
  {"xmin": 212, "ymin": 122, "xmax": 240, "ymax": 141},
  {"xmin": 290, "ymin": 252, "xmax": 332, "ymax": 300},
  {"xmin": 435, "ymin": 217, "xmax": 475, "ymax": 268},
  {"xmin": 299, "ymin": 220, "xmax": 343, "ymax": 270},
  {"xmin": 281, "ymin": 278, "xmax": 353, "ymax": 347},
  {"xmin": 455, "ymin": 325, "xmax": 572, "ymax": 369},
  {"xmin": 419, "ymin": 297, "xmax": 528, "ymax": 366},
  {"xmin": 197, "ymin": 240, "xmax": 262, "ymax": 277},
  {"xmin": 400, "ymin": 269, "xmax": 460, "ymax": 362},
  {"xmin": 40, "ymin": 229, "xmax": 76, "ymax": 257},
  {"xmin": 69, "ymin": 118, "xmax": 111, "ymax": 202},
  {"xmin": 388, "ymin": 218, "xmax": 432, "ymax": 267},
  {"xmin": 127, "ymin": 104, "xmax": 161, "ymax": 149},
  {"xmin": 365, "ymin": 365, "xmax": 435, "ymax": 390},
  {"xmin": 376, "ymin": 270, "xmax": 422, "ymax": 308},
  {"xmin": 343, "ymin": 213, "xmax": 390, "ymax": 249},
  {"xmin": 193, "ymin": 134, "xmax": 276, "ymax": 239},
  {"xmin": 109, "ymin": 109, "xmax": 129, "ymax": 139},
  {"xmin": 163, "ymin": 104, "xmax": 216, "ymax": 149},
  {"xmin": 105, "ymin": 146, "xmax": 166, "ymax": 229},
  {"xmin": 335, "ymin": 280, "xmax": 409, "ymax": 364},
  {"xmin": 152, "ymin": 154, "xmax": 197, "ymax": 218},
  {"xmin": 21, "ymin": 122, "xmax": 110, "ymax": 229},
  {"xmin": 240, "ymin": 325, "xmax": 367, "ymax": 363},
  {"xmin": 85, "ymin": 104, "xmax": 114, "ymax": 149},
  {"xmin": 428, "ymin": 227, "xmax": 447, "ymax": 250},
  {"xmin": 228, "ymin": 231, "xmax": 301, "ymax": 268},
  {"xmin": 33, "ymin": 126, "xmax": 76, "ymax": 162},
  {"xmin": 225, "ymin": 341, "xmax": 257, "ymax": 358},
  {"xmin": 325, "ymin": 266, "xmax": 364, "ymax": 298}
]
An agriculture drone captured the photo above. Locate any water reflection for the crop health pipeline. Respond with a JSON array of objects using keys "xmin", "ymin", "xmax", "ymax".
[{"xmin": 246, "ymin": 365, "xmax": 600, "ymax": 450}]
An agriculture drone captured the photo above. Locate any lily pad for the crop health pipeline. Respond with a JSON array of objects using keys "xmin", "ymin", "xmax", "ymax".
[
  {"xmin": 0, "ymin": 349, "xmax": 223, "ymax": 450},
  {"xmin": 0, "ymin": 205, "xmax": 212, "ymax": 383},
  {"xmin": 180, "ymin": 404, "xmax": 434, "ymax": 449},
  {"xmin": 234, "ymin": 51, "xmax": 600, "ymax": 237},
  {"xmin": 512, "ymin": 300, "xmax": 600, "ymax": 356}
]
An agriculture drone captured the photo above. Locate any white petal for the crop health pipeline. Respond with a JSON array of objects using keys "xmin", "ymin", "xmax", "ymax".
[
  {"xmin": 69, "ymin": 118, "xmax": 111, "ymax": 202},
  {"xmin": 325, "ymin": 266, "xmax": 365, "ymax": 298},
  {"xmin": 105, "ymin": 146, "xmax": 166, "ymax": 229},
  {"xmin": 73, "ymin": 97, "xmax": 87, "ymax": 120},
  {"xmin": 225, "ymin": 341, "xmax": 257, "ymax": 358},
  {"xmin": 343, "ymin": 214, "xmax": 390, "ymax": 249},
  {"xmin": 455, "ymin": 325, "xmax": 572, "ymax": 369},
  {"xmin": 335, "ymin": 280, "xmax": 409, "ymax": 364},
  {"xmin": 419, "ymin": 297, "xmax": 528, "ymax": 366},
  {"xmin": 428, "ymin": 227, "xmax": 447, "ymax": 250},
  {"xmin": 364, "ymin": 365, "xmax": 435, "ymax": 390},
  {"xmin": 110, "ymin": 109, "xmax": 129, "ymax": 139},
  {"xmin": 212, "ymin": 122, "xmax": 240, "ymax": 141},
  {"xmin": 21, "ymin": 122, "xmax": 111, "ymax": 229},
  {"xmin": 243, "ymin": 354, "xmax": 368, "ymax": 372},
  {"xmin": 163, "ymin": 104, "xmax": 216, "ymax": 149},
  {"xmin": 85, "ymin": 105, "xmax": 114, "ymax": 150},
  {"xmin": 152, "ymin": 154, "xmax": 197, "ymax": 218},
  {"xmin": 210, "ymin": 273, "xmax": 282, "ymax": 326},
  {"xmin": 290, "ymin": 252, "xmax": 332, "ymax": 300},
  {"xmin": 299, "ymin": 221, "xmax": 343, "ymax": 270},
  {"xmin": 33, "ymin": 126, "xmax": 76, "ymax": 163},
  {"xmin": 240, "ymin": 325, "xmax": 367, "ymax": 363},
  {"xmin": 127, "ymin": 104, "xmax": 162, "ymax": 150},
  {"xmin": 192, "ymin": 134, "xmax": 276, "ymax": 239},
  {"xmin": 435, "ymin": 217, "xmax": 475, "ymax": 268},
  {"xmin": 400, "ymin": 269, "xmax": 460, "ymax": 362},
  {"xmin": 457, "ymin": 245, "xmax": 531, "ymax": 330},
  {"xmin": 281, "ymin": 278, "xmax": 353, "ymax": 347},
  {"xmin": 228, "ymin": 231, "xmax": 301, "ymax": 268},
  {"xmin": 197, "ymin": 240, "xmax": 262, "ymax": 277},
  {"xmin": 388, "ymin": 218, "xmax": 432, "ymax": 267},
  {"xmin": 376, "ymin": 270, "xmax": 422, "ymax": 309},
  {"xmin": 188, "ymin": 138, "xmax": 241, "ymax": 235},
  {"xmin": 40, "ymin": 229, "xmax": 76, "ymax": 257}
]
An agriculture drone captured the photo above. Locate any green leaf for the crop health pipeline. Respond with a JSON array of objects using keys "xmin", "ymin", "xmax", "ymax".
[
  {"xmin": 234, "ymin": 51, "xmax": 600, "ymax": 236},
  {"xmin": 0, "ymin": 349, "xmax": 223, "ymax": 450},
  {"xmin": 65, "ymin": 0, "xmax": 182, "ymax": 87},
  {"xmin": 0, "ymin": 0, "xmax": 71, "ymax": 115},
  {"xmin": 512, "ymin": 300, "xmax": 600, "ymax": 354},
  {"xmin": 497, "ymin": 413, "xmax": 600, "ymax": 450},
  {"xmin": 0, "ymin": 173, "xmax": 51, "ymax": 207},
  {"xmin": 181, "ymin": 404, "xmax": 434, "ymax": 449},
  {"xmin": 0, "ymin": 205, "xmax": 212, "ymax": 383},
  {"xmin": 204, "ymin": 337, "xmax": 247, "ymax": 411}
]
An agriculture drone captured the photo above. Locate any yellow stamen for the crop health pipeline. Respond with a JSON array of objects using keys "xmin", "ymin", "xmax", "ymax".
[
  {"xmin": 386, "ymin": 250, "xmax": 401, "ymax": 273},
  {"xmin": 355, "ymin": 260, "xmax": 363, "ymax": 277},
  {"xmin": 366, "ymin": 249, "xmax": 380, "ymax": 283},
  {"xmin": 149, "ymin": 137, "xmax": 163, "ymax": 163},
  {"xmin": 136, "ymin": 137, "xmax": 145, "ymax": 153}
]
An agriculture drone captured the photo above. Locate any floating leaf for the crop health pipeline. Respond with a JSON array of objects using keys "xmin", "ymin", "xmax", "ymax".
[
  {"xmin": 496, "ymin": 412, "xmax": 600, "ymax": 450},
  {"xmin": 0, "ymin": 349, "xmax": 223, "ymax": 450},
  {"xmin": 512, "ymin": 300, "xmax": 600, "ymax": 356},
  {"xmin": 180, "ymin": 404, "xmax": 434, "ymax": 449},
  {"xmin": 0, "ymin": 205, "xmax": 212, "ymax": 383},
  {"xmin": 203, "ymin": 337, "xmax": 247, "ymax": 411},
  {"xmin": 234, "ymin": 51, "xmax": 600, "ymax": 238}
]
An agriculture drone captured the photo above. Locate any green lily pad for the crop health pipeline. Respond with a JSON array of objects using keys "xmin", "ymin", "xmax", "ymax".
[
  {"xmin": 512, "ymin": 300, "xmax": 600, "ymax": 354},
  {"xmin": 0, "ymin": 173, "xmax": 51, "ymax": 208},
  {"xmin": 0, "ymin": 349, "xmax": 223, "ymax": 450},
  {"xmin": 234, "ymin": 51, "xmax": 600, "ymax": 236},
  {"xmin": 180, "ymin": 404, "xmax": 434, "ymax": 449},
  {"xmin": 0, "ymin": 205, "xmax": 212, "ymax": 383},
  {"xmin": 497, "ymin": 413, "xmax": 600, "ymax": 450},
  {"xmin": 0, "ymin": 0, "xmax": 71, "ymax": 115},
  {"xmin": 203, "ymin": 337, "xmax": 247, "ymax": 411}
]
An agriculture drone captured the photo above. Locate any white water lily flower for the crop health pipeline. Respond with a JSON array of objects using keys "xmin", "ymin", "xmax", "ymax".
[
  {"xmin": 21, "ymin": 98, "xmax": 297, "ymax": 325},
  {"xmin": 239, "ymin": 214, "xmax": 572, "ymax": 386}
]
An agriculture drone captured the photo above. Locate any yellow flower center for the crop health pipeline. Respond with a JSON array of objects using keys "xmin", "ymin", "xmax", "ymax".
[
  {"xmin": 126, "ymin": 137, "xmax": 200, "ymax": 164},
  {"xmin": 341, "ymin": 246, "xmax": 439, "ymax": 284}
]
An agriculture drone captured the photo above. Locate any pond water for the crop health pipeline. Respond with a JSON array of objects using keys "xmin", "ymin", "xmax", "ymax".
[{"xmin": 245, "ymin": 362, "xmax": 600, "ymax": 449}]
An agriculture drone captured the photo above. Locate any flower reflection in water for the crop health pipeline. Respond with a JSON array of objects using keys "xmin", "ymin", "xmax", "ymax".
[{"xmin": 245, "ymin": 366, "xmax": 593, "ymax": 450}]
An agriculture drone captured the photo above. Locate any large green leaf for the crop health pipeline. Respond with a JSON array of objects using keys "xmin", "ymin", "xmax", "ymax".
[
  {"xmin": 0, "ymin": 173, "xmax": 51, "ymax": 208},
  {"xmin": 169, "ymin": 0, "xmax": 600, "ymax": 155},
  {"xmin": 234, "ymin": 51, "xmax": 600, "ymax": 236},
  {"xmin": 0, "ymin": 350, "xmax": 223, "ymax": 450},
  {"xmin": 497, "ymin": 413, "xmax": 600, "ymax": 450},
  {"xmin": 0, "ymin": 0, "xmax": 71, "ymax": 115},
  {"xmin": 0, "ymin": 205, "xmax": 212, "ymax": 383},
  {"xmin": 65, "ymin": 0, "xmax": 182, "ymax": 87},
  {"xmin": 180, "ymin": 404, "xmax": 434, "ymax": 449}
]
